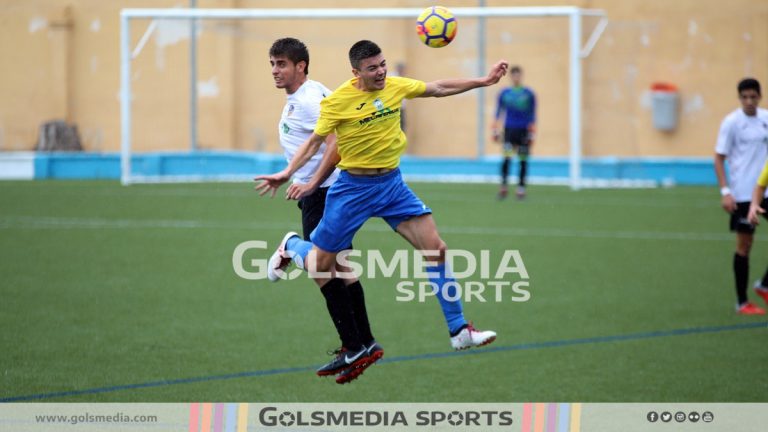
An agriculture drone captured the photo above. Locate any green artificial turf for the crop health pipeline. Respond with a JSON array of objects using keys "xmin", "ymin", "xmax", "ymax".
[{"xmin": 1, "ymin": 181, "xmax": 766, "ymax": 402}]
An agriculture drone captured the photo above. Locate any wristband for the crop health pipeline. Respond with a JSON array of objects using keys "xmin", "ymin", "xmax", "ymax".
[{"xmin": 720, "ymin": 187, "xmax": 731, "ymax": 197}]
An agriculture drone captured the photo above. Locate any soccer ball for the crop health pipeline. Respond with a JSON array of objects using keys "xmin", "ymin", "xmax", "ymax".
[{"xmin": 416, "ymin": 6, "xmax": 458, "ymax": 48}]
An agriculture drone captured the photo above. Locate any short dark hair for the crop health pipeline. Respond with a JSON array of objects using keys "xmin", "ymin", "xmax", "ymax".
[
  {"xmin": 269, "ymin": 37, "xmax": 310, "ymax": 75},
  {"xmin": 510, "ymin": 66, "xmax": 522, "ymax": 74},
  {"xmin": 349, "ymin": 40, "xmax": 382, "ymax": 70},
  {"xmin": 738, "ymin": 78, "xmax": 761, "ymax": 96}
]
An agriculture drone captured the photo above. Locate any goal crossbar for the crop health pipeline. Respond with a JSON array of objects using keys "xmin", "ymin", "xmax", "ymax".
[
  {"xmin": 121, "ymin": 7, "xmax": 606, "ymax": 20},
  {"xmin": 120, "ymin": 7, "xmax": 608, "ymax": 188}
]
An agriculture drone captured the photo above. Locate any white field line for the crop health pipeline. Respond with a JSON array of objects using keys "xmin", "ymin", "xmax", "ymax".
[
  {"xmin": 0, "ymin": 216, "xmax": 736, "ymax": 241},
  {"xmin": 1, "ymin": 189, "xmax": 716, "ymax": 209},
  {"xmin": 0, "ymin": 186, "xmax": 715, "ymax": 208}
]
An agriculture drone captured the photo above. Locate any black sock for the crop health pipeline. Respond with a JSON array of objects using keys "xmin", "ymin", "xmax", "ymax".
[
  {"xmin": 733, "ymin": 253, "xmax": 749, "ymax": 305},
  {"xmin": 320, "ymin": 278, "xmax": 363, "ymax": 351},
  {"xmin": 501, "ymin": 158, "xmax": 510, "ymax": 186},
  {"xmin": 345, "ymin": 281, "xmax": 374, "ymax": 345},
  {"xmin": 519, "ymin": 160, "xmax": 528, "ymax": 187}
]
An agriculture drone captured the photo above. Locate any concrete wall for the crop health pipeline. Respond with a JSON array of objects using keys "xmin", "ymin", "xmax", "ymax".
[{"xmin": 0, "ymin": 0, "xmax": 766, "ymax": 158}]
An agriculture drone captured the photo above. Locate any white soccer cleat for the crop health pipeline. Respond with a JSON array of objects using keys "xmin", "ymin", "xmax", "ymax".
[
  {"xmin": 267, "ymin": 231, "xmax": 300, "ymax": 282},
  {"xmin": 450, "ymin": 323, "xmax": 497, "ymax": 350},
  {"xmin": 515, "ymin": 186, "xmax": 526, "ymax": 200}
]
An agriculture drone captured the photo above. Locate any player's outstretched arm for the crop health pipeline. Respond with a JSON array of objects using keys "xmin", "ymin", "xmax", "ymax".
[
  {"xmin": 748, "ymin": 185, "xmax": 767, "ymax": 225},
  {"xmin": 254, "ymin": 132, "xmax": 327, "ymax": 198},
  {"xmin": 286, "ymin": 134, "xmax": 340, "ymax": 200},
  {"xmin": 421, "ymin": 60, "xmax": 509, "ymax": 98}
]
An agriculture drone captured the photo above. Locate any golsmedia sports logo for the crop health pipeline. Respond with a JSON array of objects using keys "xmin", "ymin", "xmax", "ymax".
[
  {"xmin": 233, "ymin": 242, "xmax": 531, "ymax": 302},
  {"xmin": 257, "ymin": 406, "xmax": 514, "ymax": 427}
]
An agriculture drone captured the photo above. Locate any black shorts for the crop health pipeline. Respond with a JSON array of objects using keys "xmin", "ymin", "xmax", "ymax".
[
  {"xmin": 297, "ymin": 186, "xmax": 329, "ymax": 240},
  {"xmin": 730, "ymin": 199, "xmax": 768, "ymax": 234},
  {"xmin": 503, "ymin": 128, "xmax": 531, "ymax": 156}
]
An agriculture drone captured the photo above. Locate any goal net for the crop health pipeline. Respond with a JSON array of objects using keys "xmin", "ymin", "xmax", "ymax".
[{"xmin": 119, "ymin": 7, "xmax": 611, "ymax": 188}]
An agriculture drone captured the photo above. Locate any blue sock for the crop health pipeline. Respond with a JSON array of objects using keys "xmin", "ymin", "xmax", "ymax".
[
  {"xmin": 426, "ymin": 263, "xmax": 467, "ymax": 335},
  {"xmin": 285, "ymin": 236, "xmax": 312, "ymax": 269}
]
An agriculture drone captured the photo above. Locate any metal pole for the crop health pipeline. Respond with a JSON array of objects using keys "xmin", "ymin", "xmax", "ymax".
[
  {"xmin": 120, "ymin": 13, "xmax": 131, "ymax": 185},
  {"xmin": 569, "ymin": 10, "xmax": 582, "ymax": 190},
  {"xmin": 476, "ymin": 0, "xmax": 486, "ymax": 158},
  {"xmin": 190, "ymin": 0, "xmax": 198, "ymax": 152}
]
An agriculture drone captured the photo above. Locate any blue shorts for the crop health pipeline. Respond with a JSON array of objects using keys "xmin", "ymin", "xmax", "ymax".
[{"xmin": 310, "ymin": 168, "xmax": 432, "ymax": 252}]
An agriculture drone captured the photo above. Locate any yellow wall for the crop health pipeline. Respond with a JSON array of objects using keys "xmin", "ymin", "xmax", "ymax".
[{"xmin": 1, "ymin": 0, "xmax": 766, "ymax": 158}]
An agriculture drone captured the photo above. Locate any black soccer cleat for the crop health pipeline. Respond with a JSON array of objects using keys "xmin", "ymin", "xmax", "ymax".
[
  {"xmin": 316, "ymin": 346, "xmax": 369, "ymax": 377},
  {"xmin": 365, "ymin": 340, "xmax": 384, "ymax": 360},
  {"xmin": 335, "ymin": 341, "xmax": 385, "ymax": 385}
]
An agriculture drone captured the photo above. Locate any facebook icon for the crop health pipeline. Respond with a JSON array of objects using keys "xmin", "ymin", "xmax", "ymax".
[{"xmin": 647, "ymin": 411, "xmax": 659, "ymax": 423}]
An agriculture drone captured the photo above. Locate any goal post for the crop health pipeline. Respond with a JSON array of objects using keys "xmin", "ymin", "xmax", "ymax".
[{"xmin": 119, "ymin": 7, "xmax": 608, "ymax": 188}]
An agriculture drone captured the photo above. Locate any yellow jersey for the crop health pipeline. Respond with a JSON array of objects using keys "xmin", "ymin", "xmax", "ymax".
[
  {"xmin": 758, "ymin": 159, "xmax": 768, "ymax": 187},
  {"xmin": 314, "ymin": 76, "xmax": 426, "ymax": 170}
]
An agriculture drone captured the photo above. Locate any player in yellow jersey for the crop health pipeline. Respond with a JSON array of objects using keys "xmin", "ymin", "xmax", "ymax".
[{"xmin": 256, "ymin": 40, "xmax": 508, "ymax": 384}]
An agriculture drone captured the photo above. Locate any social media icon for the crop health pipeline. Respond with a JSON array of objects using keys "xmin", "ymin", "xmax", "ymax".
[
  {"xmin": 702, "ymin": 411, "xmax": 714, "ymax": 423},
  {"xmin": 689, "ymin": 411, "xmax": 700, "ymax": 423},
  {"xmin": 647, "ymin": 411, "xmax": 659, "ymax": 423},
  {"xmin": 661, "ymin": 412, "xmax": 672, "ymax": 423},
  {"xmin": 675, "ymin": 411, "xmax": 686, "ymax": 422}
]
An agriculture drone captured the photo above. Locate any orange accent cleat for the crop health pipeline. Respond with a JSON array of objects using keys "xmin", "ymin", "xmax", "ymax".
[
  {"xmin": 753, "ymin": 284, "xmax": 768, "ymax": 306},
  {"xmin": 497, "ymin": 186, "xmax": 508, "ymax": 200},
  {"xmin": 736, "ymin": 302, "xmax": 766, "ymax": 315}
]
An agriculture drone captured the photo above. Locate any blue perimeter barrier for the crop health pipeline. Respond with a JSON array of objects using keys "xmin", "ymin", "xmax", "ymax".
[{"xmin": 20, "ymin": 152, "xmax": 717, "ymax": 186}]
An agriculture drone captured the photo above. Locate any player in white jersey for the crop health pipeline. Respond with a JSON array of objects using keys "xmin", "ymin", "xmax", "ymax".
[
  {"xmin": 273, "ymin": 47, "xmax": 338, "ymax": 238},
  {"xmin": 714, "ymin": 78, "xmax": 768, "ymax": 315},
  {"xmin": 266, "ymin": 38, "xmax": 381, "ymax": 380}
]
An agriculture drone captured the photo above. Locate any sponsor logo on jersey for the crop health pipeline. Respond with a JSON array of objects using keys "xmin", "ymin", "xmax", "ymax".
[{"xmin": 358, "ymin": 107, "xmax": 400, "ymax": 126}]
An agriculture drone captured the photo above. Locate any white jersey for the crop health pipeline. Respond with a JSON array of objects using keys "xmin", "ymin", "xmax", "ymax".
[
  {"xmin": 279, "ymin": 79, "xmax": 339, "ymax": 187},
  {"xmin": 715, "ymin": 107, "xmax": 768, "ymax": 202}
]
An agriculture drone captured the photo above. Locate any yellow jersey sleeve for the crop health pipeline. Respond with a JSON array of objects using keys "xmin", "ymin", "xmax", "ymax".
[
  {"xmin": 758, "ymin": 159, "xmax": 768, "ymax": 187},
  {"xmin": 313, "ymin": 77, "xmax": 426, "ymax": 170},
  {"xmin": 398, "ymin": 76, "xmax": 427, "ymax": 99}
]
